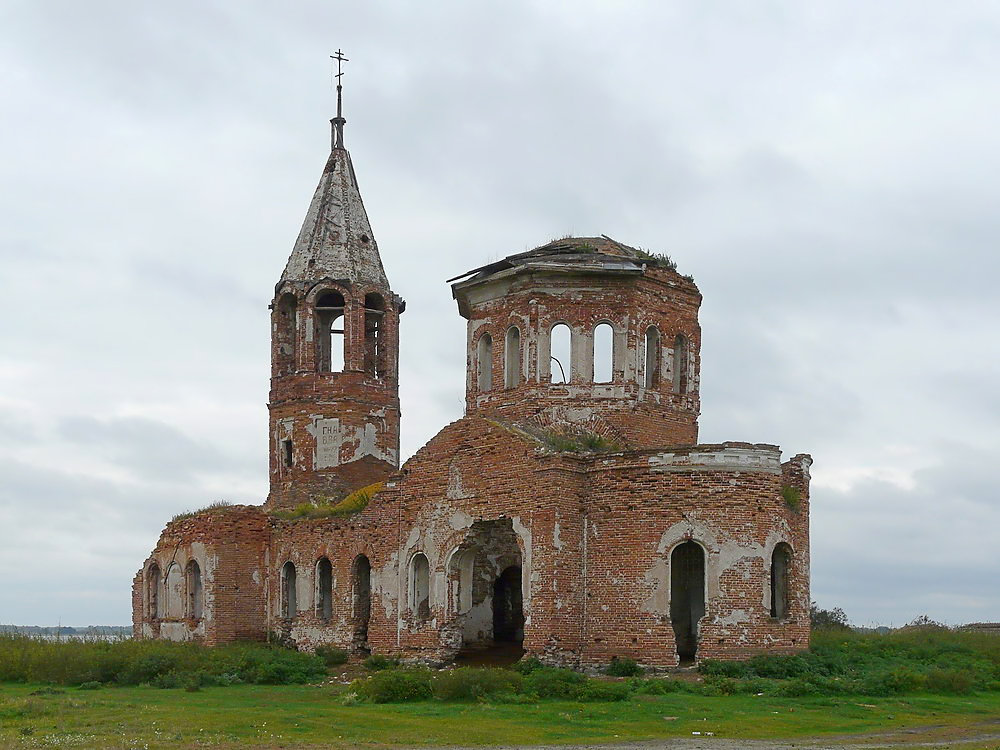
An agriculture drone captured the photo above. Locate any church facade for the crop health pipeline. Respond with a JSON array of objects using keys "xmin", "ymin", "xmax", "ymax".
[{"xmin": 132, "ymin": 104, "xmax": 812, "ymax": 669}]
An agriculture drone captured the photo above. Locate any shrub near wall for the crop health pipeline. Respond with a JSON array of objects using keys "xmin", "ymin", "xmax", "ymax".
[
  {"xmin": 432, "ymin": 668, "xmax": 522, "ymax": 701},
  {"xmin": 352, "ymin": 668, "xmax": 433, "ymax": 703}
]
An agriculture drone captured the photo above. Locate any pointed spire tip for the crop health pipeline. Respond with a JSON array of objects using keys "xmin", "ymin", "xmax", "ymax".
[{"xmin": 330, "ymin": 49, "xmax": 349, "ymax": 150}]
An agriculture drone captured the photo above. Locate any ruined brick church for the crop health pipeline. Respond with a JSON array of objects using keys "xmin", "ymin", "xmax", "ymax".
[{"xmin": 133, "ymin": 82, "xmax": 812, "ymax": 668}]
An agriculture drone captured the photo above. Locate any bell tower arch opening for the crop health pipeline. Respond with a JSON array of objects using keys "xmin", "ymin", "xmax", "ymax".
[
  {"xmin": 316, "ymin": 291, "xmax": 346, "ymax": 373},
  {"xmin": 274, "ymin": 293, "xmax": 298, "ymax": 376},
  {"xmin": 364, "ymin": 293, "xmax": 386, "ymax": 378}
]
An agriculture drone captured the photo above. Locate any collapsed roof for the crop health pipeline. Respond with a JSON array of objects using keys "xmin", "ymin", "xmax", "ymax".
[{"xmin": 448, "ymin": 235, "xmax": 676, "ymax": 286}]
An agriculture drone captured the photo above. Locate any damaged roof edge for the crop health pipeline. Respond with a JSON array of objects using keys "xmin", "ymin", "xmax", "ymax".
[{"xmin": 446, "ymin": 234, "xmax": 682, "ymax": 286}]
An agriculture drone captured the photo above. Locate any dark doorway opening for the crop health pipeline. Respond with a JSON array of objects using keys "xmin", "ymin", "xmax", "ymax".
[
  {"xmin": 353, "ymin": 555, "xmax": 371, "ymax": 651},
  {"xmin": 670, "ymin": 541, "xmax": 705, "ymax": 664},
  {"xmin": 492, "ymin": 566, "xmax": 524, "ymax": 644}
]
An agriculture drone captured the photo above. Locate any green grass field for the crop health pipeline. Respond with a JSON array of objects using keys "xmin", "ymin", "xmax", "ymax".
[
  {"xmin": 2, "ymin": 681, "xmax": 1000, "ymax": 749},
  {"xmin": 2, "ymin": 627, "xmax": 1000, "ymax": 748}
]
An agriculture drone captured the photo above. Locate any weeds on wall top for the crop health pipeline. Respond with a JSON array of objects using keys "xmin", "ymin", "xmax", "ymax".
[
  {"xmin": 270, "ymin": 481, "xmax": 383, "ymax": 521},
  {"xmin": 780, "ymin": 485, "xmax": 801, "ymax": 511},
  {"xmin": 540, "ymin": 429, "xmax": 621, "ymax": 455},
  {"xmin": 631, "ymin": 246, "xmax": 678, "ymax": 271},
  {"xmin": 170, "ymin": 501, "xmax": 233, "ymax": 523}
]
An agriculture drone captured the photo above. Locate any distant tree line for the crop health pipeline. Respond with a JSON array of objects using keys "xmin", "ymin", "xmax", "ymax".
[{"xmin": 0, "ymin": 625, "xmax": 130, "ymax": 637}]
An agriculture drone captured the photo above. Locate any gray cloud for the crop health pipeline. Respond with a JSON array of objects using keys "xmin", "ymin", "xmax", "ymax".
[{"xmin": 57, "ymin": 415, "xmax": 235, "ymax": 482}]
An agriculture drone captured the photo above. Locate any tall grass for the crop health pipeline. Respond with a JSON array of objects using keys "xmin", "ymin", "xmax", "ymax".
[
  {"xmin": 699, "ymin": 627, "xmax": 1000, "ymax": 695},
  {"xmin": 0, "ymin": 633, "xmax": 325, "ymax": 687}
]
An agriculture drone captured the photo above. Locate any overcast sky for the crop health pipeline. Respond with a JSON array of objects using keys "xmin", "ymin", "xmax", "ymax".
[{"xmin": 1, "ymin": 1, "xmax": 998, "ymax": 628}]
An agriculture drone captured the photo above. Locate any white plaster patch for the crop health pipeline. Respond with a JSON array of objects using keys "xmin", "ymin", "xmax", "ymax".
[
  {"xmin": 309, "ymin": 417, "xmax": 341, "ymax": 469},
  {"xmin": 714, "ymin": 609, "xmax": 750, "ymax": 626},
  {"xmin": 649, "ymin": 446, "xmax": 782, "ymax": 474},
  {"xmin": 447, "ymin": 462, "xmax": 473, "ymax": 500},
  {"xmin": 448, "ymin": 510, "xmax": 474, "ymax": 530}
]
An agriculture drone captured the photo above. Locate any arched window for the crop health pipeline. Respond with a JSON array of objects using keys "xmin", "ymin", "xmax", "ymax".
[
  {"xmin": 410, "ymin": 553, "xmax": 430, "ymax": 620},
  {"xmin": 477, "ymin": 333, "xmax": 493, "ymax": 392},
  {"xmin": 353, "ymin": 555, "xmax": 371, "ymax": 645},
  {"xmin": 672, "ymin": 333, "xmax": 688, "ymax": 394},
  {"xmin": 593, "ymin": 323, "xmax": 614, "ymax": 383},
  {"xmin": 186, "ymin": 561, "xmax": 203, "ymax": 619},
  {"xmin": 644, "ymin": 326, "xmax": 660, "ymax": 388},
  {"xmin": 316, "ymin": 557, "xmax": 333, "ymax": 621},
  {"xmin": 275, "ymin": 293, "xmax": 298, "ymax": 375},
  {"xmin": 504, "ymin": 326, "xmax": 521, "ymax": 388},
  {"xmin": 770, "ymin": 543, "xmax": 793, "ymax": 619},
  {"xmin": 148, "ymin": 564, "xmax": 161, "ymax": 619},
  {"xmin": 549, "ymin": 324, "xmax": 571, "ymax": 384},
  {"xmin": 316, "ymin": 292, "xmax": 345, "ymax": 373},
  {"xmin": 281, "ymin": 561, "xmax": 297, "ymax": 620},
  {"xmin": 451, "ymin": 548, "xmax": 476, "ymax": 615},
  {"xmin": 164, "ymin": 563, "xmax": 184, "ymax": 619},
  {"xmin": 364, "ymin": 293, "xmax": 386, "ymax": 379},
  {"xmin": 670, "ymin": 541, "xmax": 705, "ymax": 663}
]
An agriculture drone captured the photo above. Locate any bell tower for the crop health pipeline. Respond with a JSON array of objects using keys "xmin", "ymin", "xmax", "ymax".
[{"xmin": 266, "ymin": 57, "xmax": 403, "ymax": 509}]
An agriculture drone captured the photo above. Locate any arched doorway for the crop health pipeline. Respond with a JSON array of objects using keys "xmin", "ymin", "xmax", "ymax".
[
  {"xmin": 352, "ymin": 555, "xmax": 371, "ymax": 650},
  {"xmin": 492, "ymin": 566, "xmax": 524, "ymax": 644},
  {"xmin": 447, "ymin": 518, "xmax": 525, "ymax": 664},
  {"xmin": 670, "ymin": 541, "xmax": 705, "ymax": 664}
]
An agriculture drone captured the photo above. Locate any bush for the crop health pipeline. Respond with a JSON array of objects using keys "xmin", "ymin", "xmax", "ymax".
[
  {"xmin": 699, "ymin": 659, "xmax": 750, "ymax": 679},
  {"xmin": 700, "ymin": 676, "xmax": 740, "ymax": 696},
  {"xmin": 810, "ymin": 602, "xmax": 851, "ymax": 630},
  {"xmin": 633, "ymin": 677, "xmax": 688, "ymax": 695},
  {"xmin": 606, "ymin": 657, "xmax": 643, "ymax": 677},
  {"xmin": 577, "ymin": 680, "xmax": 632, "ymax": 701},
  {"xmin": 771, "ymin": 677, "xmax": 821, "ymax": 697},
  {"xmin": 511, "ymin": 657, "xmax": 544, "ymax": 675},
  {"xmin": 523, "ymin": 667, "xmax": 587, "ymax": 699},
  {"xmin": 363, "ymin": 654, "xmax": 399, "ymax": 672},
  {"xmin": 315, "ymin": 646, "xmax": 349, "ymax": 667},
  {"xmin": 747, "ymin": 654, "xmax": 812, "ymax": 680},
  {"xmin": 859, "ymin": 666, "xmax": 926, "ymax": 696},
  {"xmin": 925, "ymin": 668, "xmax": 975, "ymax": 695},
  {"xmin": 352, "ymin": 668, "xmax": 432, "ymax": 703},
  {"xmin": 432, "ymin": 668, "xmax": 523, "ymax": 701}
]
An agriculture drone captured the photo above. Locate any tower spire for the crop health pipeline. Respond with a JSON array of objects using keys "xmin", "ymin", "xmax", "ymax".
[{"xmin": 330, "ymin": 49, "xmax": 349, "ymax": 150}]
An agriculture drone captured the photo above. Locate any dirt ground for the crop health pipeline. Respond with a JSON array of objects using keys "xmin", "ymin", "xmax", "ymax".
[{"xmin": 392, "ymin": 723, "xmax": 1000, "ymax": 750}]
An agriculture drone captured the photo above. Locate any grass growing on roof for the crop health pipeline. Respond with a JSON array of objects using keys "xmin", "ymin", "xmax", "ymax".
[
  {"xmin": 539, "ymin": 428, "xmax": 621, "ymax": 454},
  {"xmin": 170, "ymin": 500, "xmax": 234, "ymax": 523},
  {"xmin": 270, "ymin": 481, "xmax": 383, "ymax": 520},
  {"xmin": 780, "ymin": 484, "xmax": 801, "ymax": 510}
]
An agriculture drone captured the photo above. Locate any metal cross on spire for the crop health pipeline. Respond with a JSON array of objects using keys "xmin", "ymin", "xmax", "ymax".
[{"xmin": 330, "ymin": 49, "xmax": 349, "ymax": 150}]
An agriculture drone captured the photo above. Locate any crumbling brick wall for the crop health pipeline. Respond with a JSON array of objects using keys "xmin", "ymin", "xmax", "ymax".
[
  {"xmin": 266, "ymin": 279, "xmax": 403, "ymax": 510},
  {"xmin": 458, "ymin": 264, "xmax": 702, "ymax": 449}
]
